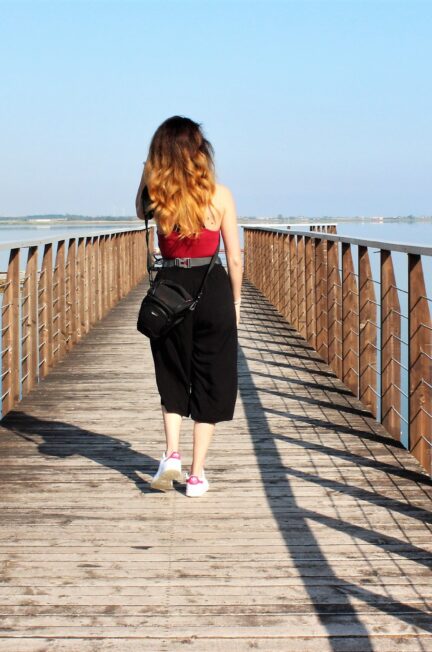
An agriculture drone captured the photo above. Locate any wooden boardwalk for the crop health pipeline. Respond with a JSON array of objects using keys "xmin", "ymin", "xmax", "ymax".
[{"xmin": 0, "ymin": 275, "xmax": 432, "ymax": 651}]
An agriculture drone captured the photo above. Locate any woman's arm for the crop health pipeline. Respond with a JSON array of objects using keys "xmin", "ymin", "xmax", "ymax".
[
  {"xmin": 219, "ymin": 185, "xmax": 243, "ymax": 315},
  {"xmin": 135, "ymin": 164, "xmax": 147, "ymax": 221}
]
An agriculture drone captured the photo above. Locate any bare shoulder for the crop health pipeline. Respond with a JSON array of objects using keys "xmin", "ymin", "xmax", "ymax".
[
  {"xmin": 214, "ymin": 184, "xmax": 241, "ymax": 258},
  {"xmin": 212, "ymin": 183, "xmax": 236, "ymax": 220},
  {"xmin": 214, "ymin": 183, "xmax": 234, "ymax": 203}
]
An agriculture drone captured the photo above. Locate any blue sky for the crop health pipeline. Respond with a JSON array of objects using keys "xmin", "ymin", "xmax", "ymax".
[{"xmin": 1, "ymin": 0, "xmax": 431, "ymax": 217}]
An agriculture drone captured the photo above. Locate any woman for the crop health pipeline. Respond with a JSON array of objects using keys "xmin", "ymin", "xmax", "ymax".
[{"xmin": 136, "ymin": 116, "xmax": 242, "ymax": 497}]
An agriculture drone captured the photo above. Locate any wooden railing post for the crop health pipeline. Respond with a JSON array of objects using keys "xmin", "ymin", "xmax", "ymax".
[
  {"xmin": 244, "ymin": 230, "xmax": 249, "ymax": 280},
  {"xmin": 327, "ymin": 240, "xmax": 342, "ymax": 378},
  {"xmin": 276, "ymin": 233, "xmax": 282, "ymax": 316},
  {"xmin": 66, "ymin": 239, "xmax": 77, "ymax": 348},
  {"xmin": 39, "ymin": 244, "xmax": 53, "ymax": 379},
  {"xmin": 115, "ymin": 234, "xmax": 121, "ymax": 301},
  {"xmin": 358, "ymin": 246, "xmax": 378, "ymax": 417},
  {"xmin": 130, "ymin": 232, "xmax": 135, "ymax": 288},
  {"xmin": 77, "ymin": 237, "xmax": 86, "ymax": 340},
  {"xmin": 270, "ymin": 233, "xmax": 275, "ymax": 308},
  {"xmin": 315, "ymin": 238, "xmax": 328, "ymax": 363},
  {"xmin": 108, "ymin": 234, "xmax": 114, "ymax": 309},
  {"xmin": 121, "ymin": 232, "xmax": 126, "ymax": 297},
  {"xmin": 54, "ymin": 240, "xmax": 67, "ymax": 362},
  {"xmin": 52, "ymin": 244, "xmax": 60, "ymax": 365},
  {"xmin": 101, "ymin": 235, "xmax": 108, "ymax": 317},
  {"xmin": 408, "ymin": 254, "xmax": 432, "ymax": 471},
  {"xmin": 289, "ymin": 235, "xmax": 298, "ymax": 332},
  {"xmin": 95, "ymin": 236, "xmax": 102, "ymax": 321},
  {"xmin": 1, "ymin": 249, "xmax": 20, "ymax": 413},
  {"xmin": 283, "ymin": 233, "xmax": 291, "ymax": 323},
  {"xmin": 262, "ymin": 231, "xmax": 269, "ymax": 299},
  {"xmin": 381, "ymin": 249, "xmax": 401, "ymax": 440},
  {"xmin": 88, "ymin": 237, "xmax": 96, "ymax": 327},
  {"xmin": 297, "ymin": 235, "xmax": 306, "ymax": 339},
  {"xmin": 129, "ymin": 231, "xmax": 133, "ymax": 292},
  {"xmin": 22, "ymin": 246, "xmax": 38, "ymax": 397},
  {"xmin": 305, "ymin": 235, "xmax": 316, "ymax": 349},
  {"xmin": 342, "ymin": 243, "xmax": 359, "ymax": 397}
]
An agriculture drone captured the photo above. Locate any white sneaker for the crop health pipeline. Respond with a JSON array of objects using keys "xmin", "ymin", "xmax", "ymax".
[
  {"xmin": 185, "ymin": 470, "xmax": 209, "ymax": 497},
  {"xmin": 150, "ymin": 451, "xmax": 183, "ymax": 491}
]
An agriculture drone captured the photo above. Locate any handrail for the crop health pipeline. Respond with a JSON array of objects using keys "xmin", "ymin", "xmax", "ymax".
[
  {"xmin": 243, "ymin": 226, "xmax": 432, "ymax": 476},
  {"xmin": 249, "ymin": 226, "xmax": 432, "ymax": 257},
  {"xmin": 0, "ymin": 223, "xmax": 339, "ymax": 253},
  {"xmin": 0, "ymin": 224, "xmax": 149, "ymax": 252},
  {"xmin": 1, "ymin": 226, "xmax": 153, "ymax": 418}
]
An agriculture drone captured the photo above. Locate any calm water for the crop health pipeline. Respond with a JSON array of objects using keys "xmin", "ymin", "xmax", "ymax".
[
  {"xmin": 1, "ymin": 219, "xmax": 432, "ymax": 268},
  {"xmin": 1, "ymin": 219, "xmax": 432, "ymax": 444},
  {"xmin": 0, "ymin": 224, "xmax": 132, "ymax": 269}
]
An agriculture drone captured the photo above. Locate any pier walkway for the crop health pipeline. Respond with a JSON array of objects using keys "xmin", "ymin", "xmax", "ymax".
[{"xmin": 0, "ymin": 275, "xmax": 432, "ymax": 651}]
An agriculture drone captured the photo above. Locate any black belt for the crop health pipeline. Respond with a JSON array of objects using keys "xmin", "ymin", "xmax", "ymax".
[{"xmin": 161, "ymin": 255, "xmax": 223, "ymax": 268}]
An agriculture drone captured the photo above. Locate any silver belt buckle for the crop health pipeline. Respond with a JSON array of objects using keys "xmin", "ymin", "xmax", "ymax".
[{"xmin": 175, "ymin": 257, "xmax": 191, "ymax": 268}]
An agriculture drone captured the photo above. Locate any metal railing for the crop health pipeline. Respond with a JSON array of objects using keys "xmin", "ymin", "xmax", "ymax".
[
  {"xmin": 244, "ymin": 227, "xmax": 432, "ymax": 476},
  {"xmin": 1, "ymin": 226, "xmax": 153, "ymax": 418}
]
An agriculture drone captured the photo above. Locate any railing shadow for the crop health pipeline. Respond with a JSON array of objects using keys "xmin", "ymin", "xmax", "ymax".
[
  {"xmin": 1, "ymin": 410, "xmax": 157, "ymax": 494},
  {"xmin": 237, "ymin": 286, "xmax": 432, "ymax": 649}
]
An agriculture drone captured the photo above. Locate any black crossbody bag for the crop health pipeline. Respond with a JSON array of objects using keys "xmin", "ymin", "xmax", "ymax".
[{"xmin": 137, "ymin": 186, "xmax": 221, "ymax": 339}]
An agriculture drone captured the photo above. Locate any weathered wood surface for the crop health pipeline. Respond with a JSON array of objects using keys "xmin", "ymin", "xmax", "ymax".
[{"xmin": 0, "ymin": 276, "xmax": 431, "ymax": 651}]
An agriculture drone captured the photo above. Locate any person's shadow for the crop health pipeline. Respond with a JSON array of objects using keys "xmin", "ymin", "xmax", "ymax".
[{"xmin": 1, "ymin": 410, "xmax": 165, "ymax": 494}]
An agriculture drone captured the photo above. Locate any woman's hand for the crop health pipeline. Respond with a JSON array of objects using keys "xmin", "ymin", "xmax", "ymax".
[{"xmin": 234, "ymin": 303, "xmax": 241, "ymax": 327}]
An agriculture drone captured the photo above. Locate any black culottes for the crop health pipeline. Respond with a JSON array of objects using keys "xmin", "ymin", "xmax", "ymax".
[{"xmin": 149, "ymin": 263, "xmax": 238, "ymax": 423}]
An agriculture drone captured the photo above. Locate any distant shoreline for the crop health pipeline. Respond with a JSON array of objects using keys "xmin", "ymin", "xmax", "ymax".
[{"xmin": 1, "ymin": 215, "xmax": 431, "ymax": 226}]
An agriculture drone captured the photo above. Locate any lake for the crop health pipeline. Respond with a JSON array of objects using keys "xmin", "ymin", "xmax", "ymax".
[{"xmin": 1, "ymin": 218, "xmax": 432, "ymax": 268}]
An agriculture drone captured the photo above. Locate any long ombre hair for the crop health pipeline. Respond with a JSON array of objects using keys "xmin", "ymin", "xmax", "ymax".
[{"xmin": 144, "ymin": 116, "xmax": 218, "ymax": 239}]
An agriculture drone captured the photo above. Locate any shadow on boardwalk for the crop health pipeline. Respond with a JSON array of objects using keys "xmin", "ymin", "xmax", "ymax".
[
  {"xmin": 238, "ymin": 281, "xmax": 432, "ymax": 650},
  {"xmin": 1, "ymin": 411, "xmax": 157, "ymax": 495}
]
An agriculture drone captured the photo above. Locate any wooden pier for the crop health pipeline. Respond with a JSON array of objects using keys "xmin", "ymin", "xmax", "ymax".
[{"xmin": 1, "ymin": 267, "xmax": 432, "ymax": 650}]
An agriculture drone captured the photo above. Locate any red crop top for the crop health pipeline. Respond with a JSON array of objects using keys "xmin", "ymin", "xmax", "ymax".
[
  {"xmin": 141, "ymin": 186, "xmax": 220, "ymax": 258},
  {"xmin": 157, "ymin": 226, "xmax": 220, "ymax": 259}
]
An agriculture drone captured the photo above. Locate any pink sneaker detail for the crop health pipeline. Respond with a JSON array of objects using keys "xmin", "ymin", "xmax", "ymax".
[
  {"xmin": 187, "ymin": 475, "xmax": 203, "ymax": 485},
  {"xmin": 167, "ymin": 451, "xmax": 181, "ymax": 460}
]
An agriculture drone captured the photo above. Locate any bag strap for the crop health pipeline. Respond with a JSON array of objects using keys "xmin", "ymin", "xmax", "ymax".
[
  {"xmin": 141, "ymin": 185, "xmax": 221, "ymax": 309},
  {"xmin": 141, "ymin": 185, "xmax": 155, "ymax": 276},
  {"xmin": 190, "ymin": 231, "xmax": 220, "ymax": 310}
]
